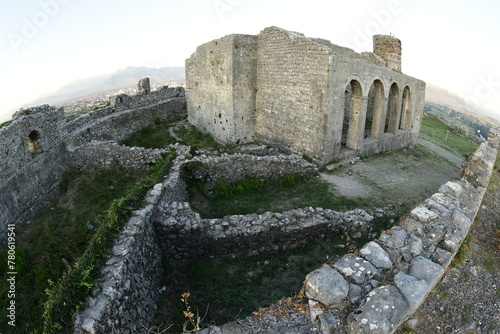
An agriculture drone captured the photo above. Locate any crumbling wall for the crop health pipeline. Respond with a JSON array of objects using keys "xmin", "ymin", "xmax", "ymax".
[
  {"xmin": 0, "ymin": 106, "xmax": 67, "ymax": 239},
  {"xmin": 73, "ymin": 183, "xmax": 164, "ymax": 333},
  {"xmin": 68, "ymin": 141, "xmax": 171, "ymax": 169},
  {"xmin": 0, "ymin": 86, "xmax": 187, "ymax": 240}
]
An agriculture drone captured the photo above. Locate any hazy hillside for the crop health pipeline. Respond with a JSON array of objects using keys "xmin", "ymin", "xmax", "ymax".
[
  {"xmin": 30, "ymin": 66, "xmax": 185, "ymax": 106},
  {"xmin": 426, "ymin": 83, "xmax": 499, "ymax": 125}
]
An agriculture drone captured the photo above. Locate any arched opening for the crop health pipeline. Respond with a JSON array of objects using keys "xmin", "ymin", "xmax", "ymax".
[
  {"xmin": 399, "ymin": 86, "xmax": 411, "ymax": 130},
  {"xmin": 366, "ymin": 80, "xmax": 385, "ymax": 140},
  {"xmin": 341, "ymin": 80, "xmax": 363, "ymax": 150},
  {"xmin": 28, "ymin": 130, "xmax": 43, "ymax": 157},
  {"xmin": 385, "ymin": 83, "xmax": 400, "ymax": 134}
]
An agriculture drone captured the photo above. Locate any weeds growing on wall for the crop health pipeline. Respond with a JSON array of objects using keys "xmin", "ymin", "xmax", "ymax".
[
  {"xmin": 41, "ymin": 150, "xmax": 176, "ymax": 333},
  {"xmin": 0, "ymin": 151, "xmax": 176, "ymax": 333}
]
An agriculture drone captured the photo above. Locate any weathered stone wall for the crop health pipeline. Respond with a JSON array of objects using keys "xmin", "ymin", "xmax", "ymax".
[
  {"xmin": 301, "ymin": 128, "xmax": 499, "ymax": 334},
  {"xmin": 155, "ymin": 203, "xmax": 379, "ymax": 260},
  {"xmin": 0, "ymin": 86, "xmax": 187, "ymax": 241},
  {"xmin": 186, "ymin": 26, "xmax": 426, "ymax": 163},
  {"xmin": 65, "ymin": 86, "xmax": 184, "ymax": 134},
  {"xmin": 68, "ymin": 141, "xmax": 171, "ymax": 169},
  {"xmin": 67, "ymin": 97, "xmax": 186, "ymax": 147},
  {"xmin": 0, "ymin": 106, "xmax": 68, "ymax": 239},
  {"xmin": 255, "ymin": 27, "xmax": 335, "ymax": 159},
  {"xmin": 373, "ymin": 35, "xmax": 402, "ymax": 72},
  {"xmin": 186, "ymin": 35, "xmax": 256, "ymax": 144},
  {"xmin": 73, "ymin": 183, "xmax": 165, "ymax": 333},
  {"xmin": 191, "ymin": 153, "xmax": 318, "ymax": 188}
]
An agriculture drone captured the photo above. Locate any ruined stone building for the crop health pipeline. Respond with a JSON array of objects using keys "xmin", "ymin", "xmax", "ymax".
[{"xmin": 186, "ymin": 26, "xmax": 426, "ymax": 162}]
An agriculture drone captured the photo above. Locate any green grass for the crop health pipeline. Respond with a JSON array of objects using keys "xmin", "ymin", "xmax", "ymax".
[
  {"xmin": 122, "ymin": 124, "xmax": 178, "ymax": 148},
  {"xmin": 189, "ymin": 175, "xmax": 406, "ymax": 219},
  {"xmin": 0, "ymin": 167, "xmax": 154, "ymax": 333},
  {"xmin": 122, "ymin": 110, "xmax": 221, "ymax": 151},
  {"xmin": 174, "ymin": 125, "xmax": 221, "ymax": 150},
  {"xmin": 420, "ymin": 115, "xmax": 479, "ymax": 157}
]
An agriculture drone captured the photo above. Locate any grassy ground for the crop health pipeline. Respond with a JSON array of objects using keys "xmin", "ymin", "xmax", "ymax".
[
  {"xmin": 420, "ymin": 115, "xmax": 479, "ymax": 157},
  {"xmin": 0, "ymin": 167, "xmax": 152, "ymax": 333},
  {"xmin": 122, "ymin": 109, "xmax": 221, "ymax": 150},
  {"xmin": 190, "ymin": 175, "xmax": 405, "ymax": 219}
]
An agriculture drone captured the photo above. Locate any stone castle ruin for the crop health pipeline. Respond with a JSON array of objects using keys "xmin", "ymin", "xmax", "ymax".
[
  {"xmin": 1, "ymin": 26, "xmax": 498, "ymax": 334},
  {"xmin": 186, "ymin": 26, "xmax": 426, "ymax": 162}
]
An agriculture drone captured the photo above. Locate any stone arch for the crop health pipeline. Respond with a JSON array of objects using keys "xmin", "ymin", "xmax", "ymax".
[
  {"xmin": 399, "ymin": 86, "xmax": 411, "ymax": 130},
  {"xmin": 385, "ymin": 83, "xmax": 401, "ymax": 134},
  {"xmin": 28, "ymin": 130, "xmax": 43, "ymax": 157},
  {"xmin": 342, "ymin": 80, "xmax": 363, "ymax": 150},
  {"xmin": 365, "ymin": 80, "xmax": 385, "ymax": 140}
]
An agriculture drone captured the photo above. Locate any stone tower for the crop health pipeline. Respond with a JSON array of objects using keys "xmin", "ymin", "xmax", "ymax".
[{"xmin": 373, "ymin": 34, "xmax": 402, "ymax": 72}]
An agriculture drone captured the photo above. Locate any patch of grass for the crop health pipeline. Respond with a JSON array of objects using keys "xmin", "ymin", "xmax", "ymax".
[
  {"xmin": 451, "ymin": 235, "xmax": 473, "ymax": 268},
  {"xmin": 174, "ymin": 125, "xmax": 221, "ymax": 150},
  {"xmin": 190, "ymin": 174, "xmax": 407, "ymax": 219},
  {"xmin": 420, "ymin": 115, "xmax": 479, "ymax": 157},
  {"xmin": 122, "ymin": 124, "xmax": 177, "ymax": 148}
]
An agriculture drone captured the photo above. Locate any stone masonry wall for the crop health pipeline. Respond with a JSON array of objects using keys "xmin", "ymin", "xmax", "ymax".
[
  {"xmin": 67, "ymin": 97, "xmax": 186, "ymax": 147},
  {"xmin": 0, "ymin": 106, "xmax": 68, "ymax": 241},
  {"xmin": 73, "ymin": 183, "xmax": 165, "ymax": 333},
  {"xmin": 191, "ymin": 153, "xmax": 318, "ymax": 188},
  {"xmin": 300, "ymin": 128, "xmax": 499, "ymax": 334},
  {"xmin": 255, "ymin": 27, "xmax": 335, "ymax": 159},
  {"xmin": 0, "ymin": 86, "xmax": 187, "ymax": 243},
  {"xmin": 68, "ymin": 141, "xmax": 171, "ymax": 170},
  {"xmin": 186, "ymin": 34, "xmax": 257, "ymax": 144}
]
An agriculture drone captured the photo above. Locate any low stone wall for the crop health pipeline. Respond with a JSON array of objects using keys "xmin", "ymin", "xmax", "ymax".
[
  {"xmin": 191, "ymin": 153, "xmax": 319, "ymax": 188},
  {"xmin": 68, "ymin": 141, "xmax": 171, "ymax": 169},
  {"xmin": 73, "ymin": 183, "xmax": 165, "ymax": 334},
  {"xmin": 300, "ymin": 129, "xmax": 499, "ymax": 334},
  {"xmin": 155, "ymin": 204, "xmax": 381, "ymax": 259}
]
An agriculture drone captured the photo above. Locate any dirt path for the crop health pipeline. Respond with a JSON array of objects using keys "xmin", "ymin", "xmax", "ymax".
[{"xmin": 418, "ymin": 137, "xmax": 464, "ymax": 167}]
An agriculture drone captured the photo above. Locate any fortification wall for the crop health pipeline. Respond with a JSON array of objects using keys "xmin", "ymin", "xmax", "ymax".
[
  {"xmin": 67, "ymin": 97, "xmax": 185, "ymax": 146},
  {"xmin": 255, "ymin": 27, "xmax": 335, "ymax": 159},
  {"xmin": 0, "ymin": 86, "xmax": 186, "ymax": 240}
]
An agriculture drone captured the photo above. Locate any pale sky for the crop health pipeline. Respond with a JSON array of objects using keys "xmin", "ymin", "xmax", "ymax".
[{"xmin": 1, "ymin": 0, "xmax": 499, "ymax": 123}]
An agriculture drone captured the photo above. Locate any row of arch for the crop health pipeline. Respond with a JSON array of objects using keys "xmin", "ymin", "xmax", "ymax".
[{"xmin": 342, "ymin": 79, "xmax": 411, "ymax": 150}]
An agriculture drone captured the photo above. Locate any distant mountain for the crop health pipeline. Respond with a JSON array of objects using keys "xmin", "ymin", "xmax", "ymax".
[
  {"xmin": 31, "ymin": 66, "xmax": 185, "ymax": 106},
  {"xmin": 425, "ymin": 83, "xmax": 499, "ymax": 124}
]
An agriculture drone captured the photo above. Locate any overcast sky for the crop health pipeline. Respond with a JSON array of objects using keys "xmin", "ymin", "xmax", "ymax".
[{"xmin": 1, "ymin": 0, "xmax": 499, "ymax": 123}]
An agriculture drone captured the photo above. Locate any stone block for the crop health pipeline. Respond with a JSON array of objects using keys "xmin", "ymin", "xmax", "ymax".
[
  {"xmin": 359, "ymin": 241, "xmax": 392, "ymax": 269},
  {"xmin": 305, "ymin": 264, "xmax": 350, "ymax": 307},
  {"xmin": 347, "ymin": 285, "xmax": 409, "ymax": 334},
  {"xmin": 410, "ymin": 205, "xmax": 439, "ymax": 222},
  {"xmin": 409, "ymin": 256, "xmax": 444, "ymax": 287},
  {"xmin": 333, "ymin": 253, "xmax": 378, "ymax": 285},
  {"xmin": 394, "ymin": 271, "xmax": 429, "ymax": 311}
]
